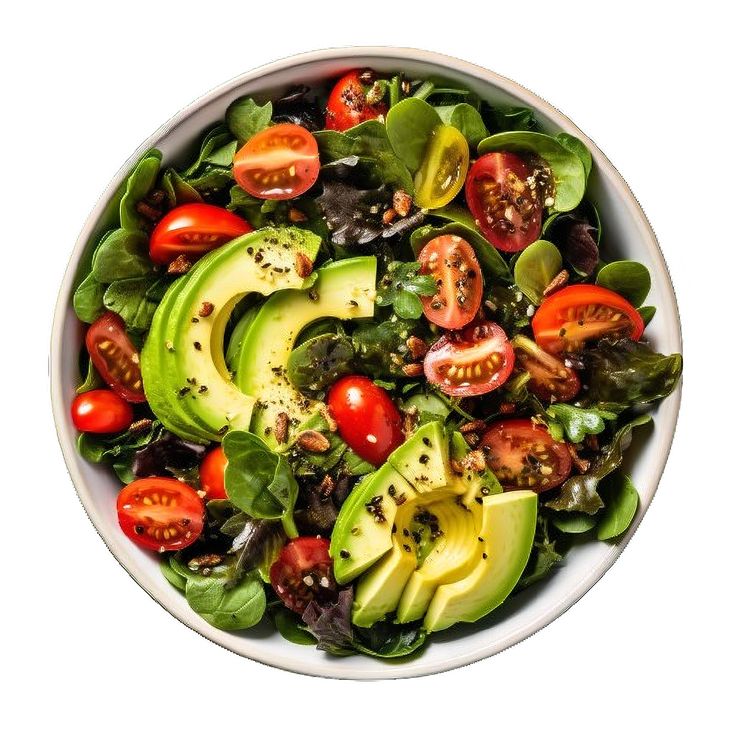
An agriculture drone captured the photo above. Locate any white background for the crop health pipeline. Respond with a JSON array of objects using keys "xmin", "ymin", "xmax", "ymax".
[{"xmin": 2, "ymin": 1, "xmax": 733, "ymax": 733}]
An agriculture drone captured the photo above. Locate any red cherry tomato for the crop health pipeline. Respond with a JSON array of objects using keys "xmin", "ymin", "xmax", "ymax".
[
  {"xmin": 480, "ymin": 419, "xmax": 572, "ymax": 492},
  {"xmin": 327, "ymin": 376, "xmax": 404, "ymax": 466},
  {"xmin": 424, "ymin": 321, "xmax": 515, "ymax": 397},
  {"xmin": 418, "ymin": 234, "xmax": 483, "ymax": 330},
  {"xmin": 233, "ymin": 123, "xmax": 320, "ymax": 200},
  {"xmin": 199, "ymin": 446, "xmax": 228, "ymax": 500},
  {"xmin": 512, "ymin": 335, "xmax": 580, "ymax": 402},
  {"xmin": 149, "ymin": 203, "xmax": 252, "ymax": 265},
  {"xmin": 71, "ymin": 389, "xmax": 133, "ymax": 433},
  {"xmin": 270, "ymin": 537, "xmax": 336, "ymax": 614},
  {"xmin": 117, "ymin": 477, "xmax": 205, "ymax": 552},
  {"xmin": 325, "ymin": 70, "xmax": 387, "ymax": 131},
  {"xmin": 86, "ymin": 312, "xmax": 145, "ymax": 402},
  {"xmin": 465, "ymin": 152, "xmax": 543, "ymax": 252},
  {"xmin": 532, "ymin": 284, "xmax": 645, "ymax": 354}
]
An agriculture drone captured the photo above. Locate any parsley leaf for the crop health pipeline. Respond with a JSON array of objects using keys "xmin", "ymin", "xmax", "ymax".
[{"xmin": 375, "ymin": 261, "xmax": 437, "ymax": 319}]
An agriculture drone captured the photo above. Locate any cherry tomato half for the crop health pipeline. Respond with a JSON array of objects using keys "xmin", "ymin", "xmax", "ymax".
[
  {"xmin": 199, "ymin": 446, "xmax": 228, "ymax": 500},
  {"xmin": 325, "ymin": 70, "xmax": 387, "ymax": 131},
  {"xmin": 532, "ymin": 284, "xmax": 645, "ymax": 354},
  {"xmin": 480, "ymin": 419, "xmax": 572, "ymax": 492},
  {"xmin": 117, "ymin": 477, "xmax": 205, "ymax": 552},
  {"xmin": 424, "ymin": 321, "xmax": 515, "ymax": 397},
  {"xmin": 233, "ymin": 123, "xmax": 320, "ymax": 200},
  {"xmin": 149, "ymin": 203, "xmax": 252, "ymax": 265},
  {"xmin": 465, "ymin": 152, "xmax": 543, "ymax": 252},
  {"xmin": 86, "ymin": 312, "xmax": 145, "ymax": 402},
  {"xmin": 270, "ymin": 537, "xmax": 336, "ymax": 614},
  {"xmin": 71, "ymin": 389, "xmax": 133, "ymax": 433},
  {"xmin": 327, "ymin": 375, "xmax": 404, "ymax": 466},
  {"xmin": 414, "ymin": 125, "xmax": 469, "ymax": 209},
  {"xmin": 418, "ymin": 234, "xmax": 483, "ymax": 330},
  {"xmin": 511, "ymin": 335, "xmax": 580, "ymax": 402}
]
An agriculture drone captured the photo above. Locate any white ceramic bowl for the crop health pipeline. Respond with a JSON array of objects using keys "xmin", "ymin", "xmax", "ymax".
[{"xmin": 51, "ymin": 47, "xmax": 682, "ymax": 679}]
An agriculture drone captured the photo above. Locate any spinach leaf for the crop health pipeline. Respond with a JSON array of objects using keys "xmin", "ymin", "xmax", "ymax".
[
  {"xmin": 186, "ymin": 572, "xmax": 266, "ymax": 630},
  {"xmin": 160, "ymin": 558, "xmax": 187, "ymax": 591},
  {"xmin": 92, "ymin": 228, "xmax": 152, "ymax": 282},
  {"xmin": 161, "ymin": 168, "xmax": 202, "ymax": 207},
  {"xmin": 596, "ymin": 471, "xmax": 639, "ymax": 540},
  {"xmin": 385, "ymin": 97, "xmax": 441, "ymax": 172},
  {"xmin": 583, "ymin": 338, "xmax": 683, "ymax": 411},
  {"xmin": 435, "ymin": 103, "xmax": 488, "ymax": 148},
  {"xmin": 545, "ymin": 403, "xmax": 618, "ymax": 443},
  {"xmin": 376, "ymin": 261, "xmax": 437, "ymax": 319},
  {"xmin": 513, "ymin": 239, "xmax": 562, "ymax": 305},
  {"xmin": 76, "ymin": 356, "xmax": 102, "ymax": 393},
  {"xmin": 596, "ymin": 260, "xmax": 651, "ymax": 307},
  {"xmin": 223, "ymin": 430, "xmax": 299, "ymax": 537},
  {"xmin": 103, "ymin": 275, "xmax": 168, "ymax": 332},
  {"xmin": 516, "ymin": 515, "xmax": 562, "ymax": 590},
  {"xmin": 354, "ymin": 621, "xmax": 427, "ymax": 658},
  {"xmin": 546, "ymin": 414, "xmax": 652, "ymax": 514},
  {"xmin": 225, "ymin": 97, "xmax": 272, "ymax": 144},
  {"xmin": 550, "ymin": 512, "xmax": 598, "ymax": 534},
  {"xmin": 183, "ymin": 126, "xmax": 232, "ymax": 177},
  {"xmin": 638, "ymin": 305, "xmax": 656, "ymax": 326},
  {"xmin": 478, "ymin": 131, "xmax": 586, "ymax": 212},
  {"xmin": 73, "ymin": 272, "xmax": 107, "ymax": 323},
  {"xmin": 482, "ymin": 104, "xmax": 538, "ymax": 133},
  {"xmin": 287, "ymin": 333, "xmax": 355, "ymax": 395},
  {"xmin": 411, "ymin": 209, "xmax": 511, "ymax": 283},
  {"xmin": 351, "ymin": 316, "xmax": 426, "ymax": 378},
  {"xmin": 484, "ymin": 284, "xmax": 533, "ymax": 333},
  {"xmin": 272, "ymin": 607, "xmax": 316, "ymax": 645},
  {"xmin": 119, "ymin": 151, "xmax": 162, "ymax": 232},
  {"xmin": 556, "ymin": 132, "xmax": 593, "ymax": 179},
  {"xmin": 402, "ymin": 390, "xmax": 452, "ymax": 426}
]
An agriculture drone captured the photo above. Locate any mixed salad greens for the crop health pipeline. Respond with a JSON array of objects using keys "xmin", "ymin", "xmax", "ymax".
[{"xmin": 71, "ymin": 69, "xmax": 682, "ymax": 659}]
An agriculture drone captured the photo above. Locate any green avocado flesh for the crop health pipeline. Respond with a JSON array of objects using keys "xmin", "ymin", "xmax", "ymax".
[
  {"xmin": 141, "ymin": 227, "xmax": 321, "ymax": 444},
  {"xmin": 330, "ymin": 422, "xmax": 538, "ymax": 631},
  {"xmin": 233, "ymin": 257, "xmax": 377, "ymax": 449}
]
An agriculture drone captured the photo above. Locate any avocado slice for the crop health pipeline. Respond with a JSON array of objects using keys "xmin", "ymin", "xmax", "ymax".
[
  {"xmin": 234, "ymin": 257, "xmax": 376, "ymax": 449},
  {"xmin": 423, "ymin": 491, "xmax": 538, "ymax": 632},
  {"xmin": 332, "ymin": 422, "xmax": 535, "ymax": 630},
  {"xmin": 141, "ymin": 227, "xmax": 321, "ymax": 444}
]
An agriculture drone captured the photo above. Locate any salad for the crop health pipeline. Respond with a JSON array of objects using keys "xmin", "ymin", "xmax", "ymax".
[{"xmin": 70, "ymin": 69, "xmax": 682, "ymax": 659}]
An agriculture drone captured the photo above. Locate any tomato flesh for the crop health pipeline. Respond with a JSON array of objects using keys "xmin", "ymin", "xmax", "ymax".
[
  {"xmin": 414, "ymin": 125, "xmax": 469, "ymax": 209},
  {"xmin": 418, "ymin": 234, "xmax": 483, "ymax": 330},
  {"xmin": 117, "ymin": 477, "xmax": 204, "ymax": 551},
  {"xmin": 465, "ymin": 152, "xmax": 543, "ymax": 252},
  {"xmin": 149, "ymin": 203, "xmax": 251, "ymax": 265},
  {"xmin": 71, "ymin": 389, "xmax": 133, "ymax": 433},
  {"xmin": 327, "ymin": 376, "xmax": 404, "ymax": 466},
  {"xmin": 199, "ymin": 446, "xmax": 228, "ymax": 500},
  {"xmin": 86, "ymin": 312, "xmax": 146, "ymax": 402},
  {"xmin": 512, "ymin": 335, "xmax": 580, "ymax": 402},
  {"xmin": 270, "ymin": 537, "xmax": 336, "ymax": 614},
  {"xmin": 480, "ymin": 419, "xmax": 572, "ymax": 492},
  {"xmin": 424, "ymin": 321, "xmax": 515, "ymax": 397},
  {"xmin": 325, "ymin": 70, "xmax": 387, "ymax": 131},
  {"xmin": 233, "ymin": 123, "xmax": 320, "ymax": 200},
  {"xmin": 532, "ymin": 284, "xmax": 645, "ymax": 354}
]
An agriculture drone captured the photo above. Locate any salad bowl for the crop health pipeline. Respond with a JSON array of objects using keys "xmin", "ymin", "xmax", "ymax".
[{"xmin": 51, "ymin": 47, "xmax": 682, "ymax": 679}]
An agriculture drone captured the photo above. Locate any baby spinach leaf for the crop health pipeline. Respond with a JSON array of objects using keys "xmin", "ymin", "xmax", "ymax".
[
  {"xmin": 546, "ymin": 414, "xmax": 651, "ymax": 514},
  {"xmin": 482, "ymin": 104, "xmax": 538, "ymax": 133},
  {"xmin": 223, "ymin": 430, "xmax": 299, "ymax": 537},
  {"xmin": 550, "ymin": 512, "xmax": 598, "ymax": 534},
  {"xmin": 354, "ymin": 621, "xmax": 428, "ymax": 658},
  {"xmin": 160, "ymin": 558, "xmax": 187, "ymax": 591},
  {"xmin": 583, "ymin": 338, "xmax": 683, "ymax": 411},
  {"xmin": 435, "ymin": 103, "xmax": 488, "ymax": 148},
  {"xmin": 638, "ymin": 305, "xmax": 656, "ymax": 325},
  {"xmin": 73, "ymin": 272, "xmax": 107, "ymax": 323},
  {"xmin": 516, "ymin": 515, "xmax": 562, "ymax": 590},
  {"xmin": 226, "ymin": 97, "xmax": 272, "ymax": 144},
  {"xmin": 545, "ymin": 404, "xmax": 618, "ymax": 443},
  {"xmin": 385, "ymin": 97, "xmax": 441, "ymax": 172},
  {"xmin": 556, "ymin": 132, "xmax": 593, "ymax": 179},
  {"xmin": 478, "ymin": 131, "xmax": 586, "ymax": 212},
  {"xmin": 513, "ymin": 239, "xmax": 562, "ymax": 305},
  {"xmin": 76, "ymin": 356, "xmax": 102, "ymax": 393},
  {"xmin": 287, "ymin": 333, "xmax": 355, "ymax": 395},
  {"xmin": 272, "ymin": 607, "xmax": 316, "ymax": 645},
  {"xmin": 103, "ymin": 275, "xmax": 168, "ymax": 332},
  {"xmin": 92, "ymin": 228, "xmax": 152, "ymax": 282},
  {"xmin": 119, "ymin": 151, "xmax": 162, "ymax": 232},
  {"xmin": 376, "ymin": 261, "xmax": 437, "ymax": 319},
  {"xmin": 596, "ymin": 260, "xmax": 651, "ymax": 307},
  {"xmin": 185, "ymin": 572, "xmax": 266, "ymax": 630},
  {"xmin": 596, "ymin": 471, "xmax": 639, "ymax": 540},
  {"xmin": 183, "ymin": 126, "xmax": 232, "ymax": 177},
  {"xmin": 401, "ymin": 391, "xmax": 452, "ymax": 426},
  {"xmin": 161, "ymin": 168, "xmax": 202, "ymax": 208},
  {"xmin": 204, "ymin": 140, "xmax": 237, "ymax": 168}
]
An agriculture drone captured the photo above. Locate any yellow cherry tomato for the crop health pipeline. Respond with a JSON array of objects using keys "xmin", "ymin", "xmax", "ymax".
[{"xmin": 414, "ymin": 125, "xmax": 470, "ymax": 209}]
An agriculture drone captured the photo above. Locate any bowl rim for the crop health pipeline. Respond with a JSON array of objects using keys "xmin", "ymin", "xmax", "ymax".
[{"xmin": 50, "ymin": 46, "xmax": 683, "ymax": 680}]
